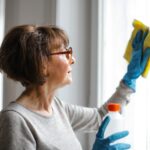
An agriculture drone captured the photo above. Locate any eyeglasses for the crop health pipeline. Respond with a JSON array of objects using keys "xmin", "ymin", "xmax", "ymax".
[{"xmin": 49, "ymin": 47, "xmax": 73, "ymax": 59}]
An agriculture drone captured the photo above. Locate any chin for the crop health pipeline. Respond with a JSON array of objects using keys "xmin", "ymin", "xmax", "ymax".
[
  {"xmin": 58, "ymin": 80, "xmax": 72, "ymax": 89},
  {"xmin": 66, "ymin": 78, "xmax": 72, "ymax": 84},
  {"xmin": 63, "ymin": 78, "xmax": 72, "ymax": 86}
]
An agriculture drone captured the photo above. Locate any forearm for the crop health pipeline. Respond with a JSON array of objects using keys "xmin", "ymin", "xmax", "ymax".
[{"xmin": 98, "ymin": 80, "xmax": 134, "ymax": 118}]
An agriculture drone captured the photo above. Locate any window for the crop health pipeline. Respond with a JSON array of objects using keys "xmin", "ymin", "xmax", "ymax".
[{"xmin": 98, "ymin": 0, "xmax": 150, "ymax": 149}]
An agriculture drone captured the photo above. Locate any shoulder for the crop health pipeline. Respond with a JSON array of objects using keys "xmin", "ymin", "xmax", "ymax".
[
  {"xmin": 0, "ymin": 102, "xmax": 26, "ymax": 125},
  {"xmin": 0, "ymin": 110, "xmax": 24, "ymax": 125},
  {"xmin": 53, "ymin": 96, "xmax": 74, "ymax": 111},
  {"xmin": 53, "ymin": 96, "xmax": 66, "ymax": 108}
]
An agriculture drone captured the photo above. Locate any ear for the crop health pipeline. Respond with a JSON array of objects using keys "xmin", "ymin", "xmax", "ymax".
[{"xmin": 42, "ymin": 60, "xmax": 49, "ymax": 76}]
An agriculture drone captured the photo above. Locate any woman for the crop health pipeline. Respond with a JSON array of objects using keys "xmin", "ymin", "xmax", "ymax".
[{"xmin": 0, "ymin": 25, "xmax": 149, "ymax": 150}]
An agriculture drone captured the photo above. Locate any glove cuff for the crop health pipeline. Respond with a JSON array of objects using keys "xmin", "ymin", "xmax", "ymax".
[{"xmin": 122, "ymin": 74, "xmax": 136, "ymax": 91}]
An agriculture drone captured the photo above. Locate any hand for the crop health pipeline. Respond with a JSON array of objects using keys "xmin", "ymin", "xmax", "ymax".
[
  {"xmin": 123, "ymin": 30, "xmax": 150, "ymax": 91},
  {"xmin": 92, "ymin": 116, "xmax": 131, "ymax": 150}
]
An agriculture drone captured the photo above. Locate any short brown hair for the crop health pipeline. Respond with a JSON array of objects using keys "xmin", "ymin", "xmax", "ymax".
[{"xmin": 0, "ymin": 24, "xmax": 69, "ymax": 86}]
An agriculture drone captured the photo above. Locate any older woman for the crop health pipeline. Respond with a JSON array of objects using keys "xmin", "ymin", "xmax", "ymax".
[{"xmin": 0, "ymin": 25, "xmax": 149, "ymax": 150}]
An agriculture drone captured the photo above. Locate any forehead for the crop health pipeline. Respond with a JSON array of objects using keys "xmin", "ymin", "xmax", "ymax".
[{"xmin": 48, "ymin": 27, "xmax": 69, "ymax": 51}]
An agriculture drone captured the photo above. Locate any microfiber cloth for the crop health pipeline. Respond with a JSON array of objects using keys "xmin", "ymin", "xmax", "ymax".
[{"xmin": 124, "ymin": 19, "xmax": 150, "ymax": 78}]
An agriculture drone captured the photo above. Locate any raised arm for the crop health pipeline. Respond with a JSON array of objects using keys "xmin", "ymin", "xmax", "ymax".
[{"xmin": 99, "ymin": 30, "xmax": 150, "ymax": 118}]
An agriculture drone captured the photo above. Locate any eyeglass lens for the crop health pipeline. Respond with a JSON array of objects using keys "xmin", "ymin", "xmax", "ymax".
[{"xmin": 66, "ymin": 47, "xmax": 72, "ymax": 59}]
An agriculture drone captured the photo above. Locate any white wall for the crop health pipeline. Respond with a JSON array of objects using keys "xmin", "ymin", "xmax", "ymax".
[
  {"xmin": 3, "ymin": 0, "xmax": 56, "ymax": 106},
  {"xmin": 3, "ymin": 0, "xmax": 98, "ymax": 150},
  {"xmin": 0, "ymin": 0, "xmax": 5, "ymax": 110},
  {"xmin": 56, "ymin": 0, "xmax": 91, "ymax": 107}
]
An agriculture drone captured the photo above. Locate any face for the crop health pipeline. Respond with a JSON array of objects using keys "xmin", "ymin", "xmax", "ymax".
[{"xmin": 46, "ymin": 44, "xmax": 75, "ymax": 88}]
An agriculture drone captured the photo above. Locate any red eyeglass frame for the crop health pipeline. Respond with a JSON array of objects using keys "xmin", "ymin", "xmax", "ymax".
[{"xmin": 49, "ymin": 47, "xmax": 73, "ymax": 59}]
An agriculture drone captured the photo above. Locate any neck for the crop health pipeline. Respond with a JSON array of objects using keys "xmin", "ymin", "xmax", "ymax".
[{"xmin": 16, "ymin": 83, "xmax": 57, "ymax": 115}]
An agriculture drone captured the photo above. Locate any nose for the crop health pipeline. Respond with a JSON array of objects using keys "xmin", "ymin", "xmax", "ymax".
[{"xmin": 70, "ymin": 56, "xmax": 76, "ymax": 64}]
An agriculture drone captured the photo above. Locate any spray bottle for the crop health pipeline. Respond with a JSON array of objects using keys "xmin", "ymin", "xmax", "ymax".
[{"xmin": 104, "ymin": 103, "xmax": 125, "ymax": 143}]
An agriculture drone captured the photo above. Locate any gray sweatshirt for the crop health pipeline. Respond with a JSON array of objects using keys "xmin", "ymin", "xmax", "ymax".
[{"xmin": 0, "ymin": 81, "xmax": 133, "ymax": 150}]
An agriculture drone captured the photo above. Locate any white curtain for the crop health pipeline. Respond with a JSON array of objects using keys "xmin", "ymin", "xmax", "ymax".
[{"xmin": 99, "ymin": 0, "xmax": 150, "ymax": 149}]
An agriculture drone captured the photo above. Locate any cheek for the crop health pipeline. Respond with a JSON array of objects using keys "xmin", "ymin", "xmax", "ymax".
[
  {"xmin": 48, "ymin": 56, "xmax": 70, "ymax": 83},
  {"xmin": 58, "ymin": 63, "xmax": 68, "ymax": 75},
  {"xmin": 55, "ymin": 59, "xmax": 69, "ymax": 76}
]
